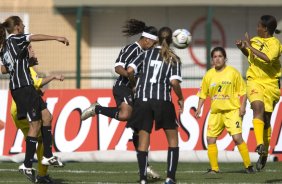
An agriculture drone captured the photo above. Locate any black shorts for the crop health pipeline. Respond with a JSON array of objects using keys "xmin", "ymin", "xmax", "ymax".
[
  {"xmin": 127, "ymin": 99, "xmax": 178, "ymax": 133},
  {"xmin": 11, "ymin": 85, "xmax": 47, "ymax": 121},
  {"xmin": 113, "ymin": 85, "xmax": 134, "ymax": 107}
]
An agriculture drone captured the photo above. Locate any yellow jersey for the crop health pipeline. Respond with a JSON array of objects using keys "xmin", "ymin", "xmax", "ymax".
[
  {"xmin": 246, "ymin": 36, "xmax": 281, "ymax": 80},
  {"xmin": 197, "ymin": 66, "xmax": 246, "ymax": 113},
  {"xmin": 29, "ymin": 67, "xmax": 42, "ymax": 90}
]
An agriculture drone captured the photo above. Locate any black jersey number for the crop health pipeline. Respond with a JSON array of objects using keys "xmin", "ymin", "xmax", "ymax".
[
  {"xmin": 149, "ymin": 60, "xmax": 162, "ymax": 83},
  {"xmin": 218, "ymin": 85, "xmax": 222, "ymax": 92},
  {"xmin": 236, "ymin": 121, "xmax": 240, "ymax": 128},
  {"xmin": 259, "ymin": 44, "xmax": 264, "ymax": 51}
]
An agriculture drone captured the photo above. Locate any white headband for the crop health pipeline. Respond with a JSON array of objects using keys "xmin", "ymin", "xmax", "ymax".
[{"xmin": 141, "ymin": 32, "xmax": 158, "ymax": 41}]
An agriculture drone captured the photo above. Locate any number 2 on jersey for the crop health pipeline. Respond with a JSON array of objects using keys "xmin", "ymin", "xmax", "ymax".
[{"xmin": 218, "ymin": 85, "xmax": 222, "ymax": 92}]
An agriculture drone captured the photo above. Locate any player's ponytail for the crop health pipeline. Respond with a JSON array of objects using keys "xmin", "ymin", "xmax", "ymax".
[
  {"xmin": 3, "ymin": 16, "xmax": 22, "ymax": 34},
  {"xmin": 274, "ymin": 29, "xmax": 281, "ymax": 34},
  {"xmin": 158, "ymin": 27, "xmax": 181, "ymax": 65},
  {"xmin": 122, "ymin": 19, "xmax": 158, "ymax": 38},
  {"xmin": 0, "ymin": 23, "xmax": 6, "ymax": 49},
  {"xmin": 122, "ymin": 19, "xmax": 147, "ymax": 37}
]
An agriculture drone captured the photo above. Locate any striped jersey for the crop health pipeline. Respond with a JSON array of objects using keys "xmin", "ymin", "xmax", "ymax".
[
  {"xmin": 114, "ymin": 42, "xmax": 143, "ymax": 87},
  {"xmin": 0, "ymin": 34, "xmax": 32, "ymax": 90},
  {"xmin": 129, "ymin": 46, "xmax": 182, "ymax": 101}
]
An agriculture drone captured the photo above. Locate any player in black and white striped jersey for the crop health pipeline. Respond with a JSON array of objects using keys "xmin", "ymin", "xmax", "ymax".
[
  {"xmin": 81, "ymin": 19, "xmax": 161, "ymax": 179},
  {"xmin": 127, "ymin": 27, "xmax": 184, "ymax": 184},
  {"xmin": 0, "ymin": 16, "xmax": 69, "ymax": 182},
  {"xmin": 81, "ymin": 19, "xmax": 158, "ymax": 121}
]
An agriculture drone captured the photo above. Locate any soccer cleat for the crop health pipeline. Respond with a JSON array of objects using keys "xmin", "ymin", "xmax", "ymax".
[
  {"xmin": 256, "ymin": 155, "xmax": 267, "ymax": 171},
  {"xmin": 18, "ymin": 163, "xmax": 36, "ymax": 183},
  {"xmin": 36, "ymin": 174, "xmax": 54, "ymax": 183},
  {"xmin": 81, "ymin": 102, "xmax": 100, "ymax": 121},
  {"xmin": 140, "ymin": 179, "xmax": 148, "ymax": 184},
  {"xmin": 41, "ymin": 156, "xmax": 64, "ymax": 167},
  {"xmin": 147, "ymin": 165, "xmax": 161, "ymax": 179},
  {"xmin": 164, "ymin": 178, "xmax": 176, "ymax": 184},
  {"xmin": 245, "ymin": 165, "xmax": 255, "ymax": 174},
  {"xmin": 255, "ymin": 144, "xmax": 266, "ymax": 155},
  {"xmin": 205, "ymin": 168, "xmax": 219, "ymax": 174}
]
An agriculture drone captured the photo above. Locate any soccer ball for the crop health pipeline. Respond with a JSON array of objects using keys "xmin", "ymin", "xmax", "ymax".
[{"xmin": 172, "ymin": 29, "xmax": 192, "ymax": 49}]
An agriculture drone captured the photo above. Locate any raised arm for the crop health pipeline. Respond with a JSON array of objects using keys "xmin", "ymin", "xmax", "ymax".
[
  {"xmin": 243, "ymin": 32, "xmax": 270, "ymax": 62},
  {"xmin": 235, "ymin": 39, "xmax": 249, "ymax": 57},
  {"xmin": 29, "ymin": 34, "xmax": 69, "ymax": 46},
  {"xmin": 40, "ymin": 74, "xmax": 64, "ymax": 88}
]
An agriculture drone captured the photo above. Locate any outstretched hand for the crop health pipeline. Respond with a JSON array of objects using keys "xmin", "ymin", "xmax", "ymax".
[
  {"xmin": 244, "ymin": 32, "xmax": 251, "ymax": 48},
  {"xmin": 57, "ymin": 37, "xmax": 69, "ymax": 46},
  {"xmin": 235, "ymin": 40, "xmax": 245, "ymax": 49},
  {"xmin": 54, "ymin": 74, "xmax": 64, "ymax": 81}
]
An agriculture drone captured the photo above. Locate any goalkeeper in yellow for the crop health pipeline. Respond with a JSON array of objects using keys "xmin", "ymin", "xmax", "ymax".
[
  {"xmin": 10, "ymin": 45, "xmax": 64, "ymax": 183},
  {"xmin": 236, "ymin": 15, "xmax": 281, "ymax": 171},
  {"xmin": 195, "ymin": 47, "xmax": 254, "ymax": 174}
]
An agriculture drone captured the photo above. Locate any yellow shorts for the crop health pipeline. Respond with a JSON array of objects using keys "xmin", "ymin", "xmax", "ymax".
[
  {"xmin": 247, "ymin": 79, "xmax": 280, "ymax": 112},
  {"xmin": 207, "ymin": 109, "xmax": 242, "ymax": 137},
  {"xmin": 11, "ymin": 100, "xmax": 42, "ymax": 139}
]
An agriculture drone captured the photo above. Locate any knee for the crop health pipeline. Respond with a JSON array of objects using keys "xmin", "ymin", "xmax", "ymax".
[
  {"xmin": 233, "ymin": 136, "xmax": 243, "ymax": 145},
  {"xmin": 207, "ymin": 137, "xmax": 217, "ymax": 145},
  {"xmin": 252, "ymin": 103, "xmax": 264, "ymax": 117},
  {"xmin": 118, "ymin": 111, "xmax": 131, "ymax": 121},
  {"xmin": 30, "ymin": 121, "xmax": 42, "ymax": 133},
  {"xmin": 42, "ymin": 113, "xmax": 52, "ymax": 125}
]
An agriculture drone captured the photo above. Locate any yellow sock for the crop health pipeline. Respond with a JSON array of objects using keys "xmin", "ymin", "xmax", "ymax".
[
  {"xmin": 237, "ymin": 142, "xmax": 251, "ymax": 168},
  {"xmin": 253, "ymin": 118, "xmax": 264, "ymax": 146},
  {"xmin": 37, "ymin": 141, "xmax": 48, "ymax": 176},
  {"xmin": 263, "ymin": 127, "xmax": 271, "ymax": 156},
  {"xmin": 208, "ymin": 144, "xmax": 219, "ymax": 171}
]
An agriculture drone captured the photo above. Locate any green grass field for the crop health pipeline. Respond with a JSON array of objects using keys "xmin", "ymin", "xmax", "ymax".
[{"xmin": 0, "ymin": 162, "xmax": 282, "ymax": 183}]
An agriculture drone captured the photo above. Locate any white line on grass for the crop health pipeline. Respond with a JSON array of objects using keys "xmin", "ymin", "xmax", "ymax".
[{"xmin": 0, "ymin": 169, "xmax": 281, "ymax": 174}]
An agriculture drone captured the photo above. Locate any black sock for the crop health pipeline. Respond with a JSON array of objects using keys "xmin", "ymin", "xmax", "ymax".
[
  {"xmin": 95, "ymin": 106, "xmax": 119, "ymax": 120},
  {"xmin": 132, "ymin": 132, "xmax": 139, "ymax": 150},
  {"xmin": 41, "ymin": 126, "xmax": 53, "ymax": 158},
  {"xmin": 133, "ymin": 133, "xmax": 150, "ymax": 167},
  {"xmin": 167, "ymin": 147, "xmax": 179, "ymax": 181},
  {"xmin": 137, "ymin": 150, "xmax": 148, "ymax": 181},
  {"xmin": 24, "ymin": 136, "xmax": 38, "ymax": 168}
]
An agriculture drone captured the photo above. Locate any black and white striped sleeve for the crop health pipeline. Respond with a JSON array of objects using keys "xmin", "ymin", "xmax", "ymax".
[
  {"xmin": 11, "ymin": 34, "xmax": 30, "ymax": 50},
  {"xmin": 115, "ymin": 44, "xmax": 138, "ymax": 68},
  {"xmin": 128, "ymin": 52, "xmax": 145, "ymax": 74},
  {"xmin": 170, "ymin": 61, "xmax": 182, "ymax": 82}
]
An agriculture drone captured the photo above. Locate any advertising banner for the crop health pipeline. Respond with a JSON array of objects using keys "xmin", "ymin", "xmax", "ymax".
[{"xmin": 0, "ymin": 89, "xmax": 281, "ymax": 161}]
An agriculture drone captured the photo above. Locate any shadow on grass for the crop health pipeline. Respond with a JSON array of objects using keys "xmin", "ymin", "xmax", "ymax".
[
  {"xmin": 223, "ymin": 169, "xmax": 248, "ymax": 174},
  {"xmin": 265, "ymin": 179, "xmax": 282, "ymax": 183},
  {"xmin": 52, "ymin": 178, "xmax": 67, "ymax": 184}
]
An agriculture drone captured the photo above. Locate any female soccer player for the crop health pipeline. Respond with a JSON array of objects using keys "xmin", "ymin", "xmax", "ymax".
[
  {"xmin": 127, "ymin": 27, "xmax": 184, "ymax": 184},
  {"xmin": 0, "ymin": 16, "xmax": 69, "ymax": 182},
  {"xmin": 236, "ymin": 15, "xmax": 281, "ymax": 171},
  {"xmin": 195, "ymin": 47, "xmax": 254, "ymax": 174},
  {"xmin": 12, "ymin": 45, "xmax": 63, "ymax": 183},
  {"xmin": 81, "ymin": 19, "xmax": 160, "ymax": 179}
]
